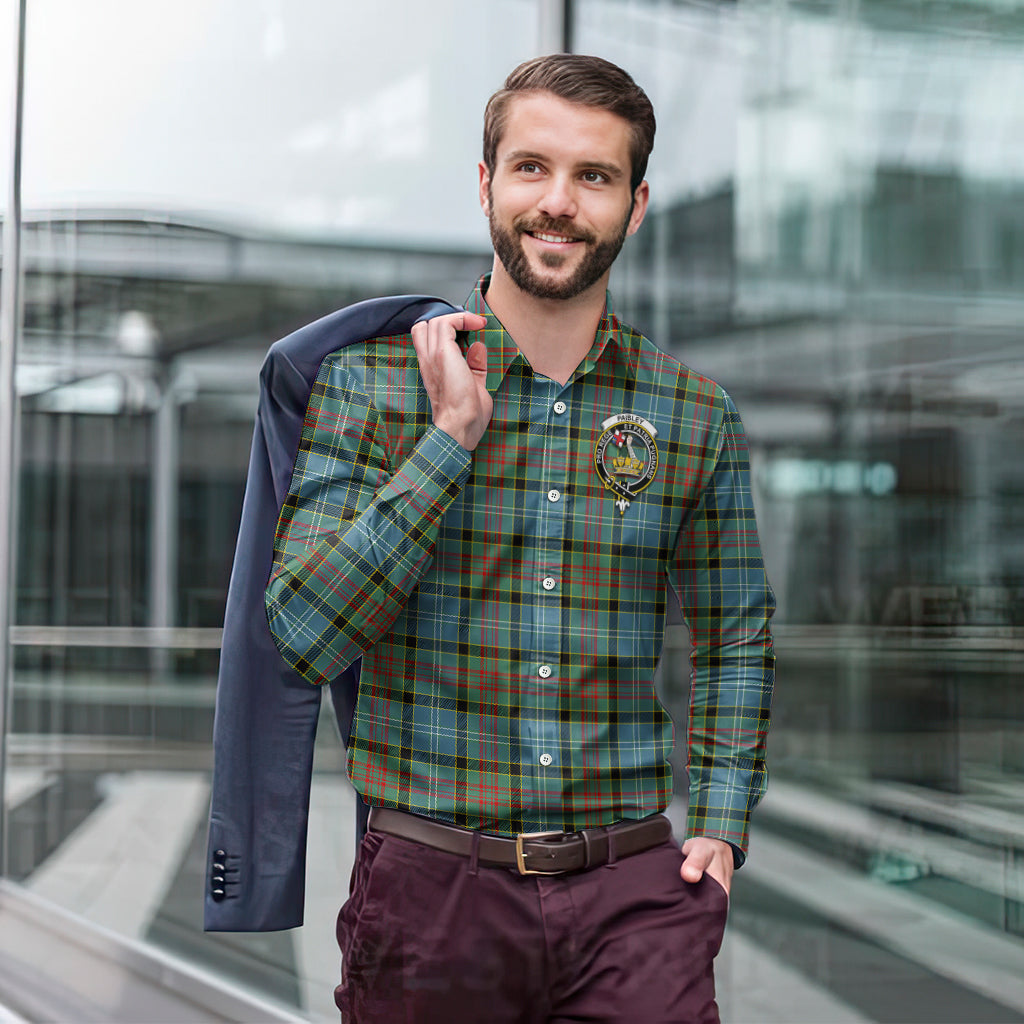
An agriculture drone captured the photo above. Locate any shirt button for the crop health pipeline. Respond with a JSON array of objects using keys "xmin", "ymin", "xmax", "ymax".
[
  {"xmin": 538, "ymin": 665, "xmax": 552, "ymax": 679},
  {"xmin": 542, "ymin": 577, "xmax": 557, "ymax": 591},
  {"xmin": 553, "ymin": 401, "xmax": 567, "ymax": 415},
  {"xmin": 539, "ymin": 753, "xmax": 553, "ymax": 766},
  {"xmin": 547, "ymin": 489, "xmax": 561, "ymax": 503}
]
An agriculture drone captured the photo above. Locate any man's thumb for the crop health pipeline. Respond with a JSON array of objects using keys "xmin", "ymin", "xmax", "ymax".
[{"xmin": 466, "ymin": 340, "xmax": 488, "ymax": 375}]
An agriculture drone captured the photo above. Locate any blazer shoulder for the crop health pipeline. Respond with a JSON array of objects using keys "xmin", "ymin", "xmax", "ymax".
[{"xmin": 265, "ymin": 294, "xmax": 460, "ymax": 378}]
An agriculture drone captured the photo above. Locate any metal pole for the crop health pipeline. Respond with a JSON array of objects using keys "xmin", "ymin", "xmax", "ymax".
[
  {"xmin": 149, "ymin": 364, "xmax": 178, "ymax": 677},
  {"xmin": 0, "ymin": 0, "xmax": 28, "ymax": 878},
  {"xmin": 537, "ymin": 0, "xmax": 570, "ymax": 53}
]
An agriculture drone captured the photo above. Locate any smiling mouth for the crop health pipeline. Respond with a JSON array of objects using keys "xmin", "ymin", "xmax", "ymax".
[{"xmin": 528, "ymin": 231, "xmax": 580, "ymax": 244}]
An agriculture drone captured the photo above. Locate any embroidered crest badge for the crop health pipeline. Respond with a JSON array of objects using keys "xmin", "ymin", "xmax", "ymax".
[{"xmin": 594, "ymin": 413, "xmax": 659, "ymax": 515}]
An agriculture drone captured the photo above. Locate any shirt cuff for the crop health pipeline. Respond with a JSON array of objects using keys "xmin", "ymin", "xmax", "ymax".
[{"xmin": 685, "ymin": 784, "xmax": 758, "ymax": 868}]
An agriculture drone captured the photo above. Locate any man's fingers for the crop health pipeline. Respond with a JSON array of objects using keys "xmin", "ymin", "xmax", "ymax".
[
  {"xmin": 412, "ymin": 312, "xmax": 487, "ymax": 372},
  {"xmin": 414, "ymin": 310, "xmax": 486, "ymax": 338},
  {"xmin": 412, "ymin": 309, "xmax": 492, "ymax": 451},
  {"xmin": 456, "ymin": 311, "xmax": 488, "ymax": 331},
  {"xmin": 411, "ymin": 319, "xmax": 427, "ymax": 356}
]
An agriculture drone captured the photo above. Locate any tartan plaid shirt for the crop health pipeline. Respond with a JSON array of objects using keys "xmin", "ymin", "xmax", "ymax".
[{"xmin": 266, "ymin": 275, "xmax": 775, "ymax": 860}]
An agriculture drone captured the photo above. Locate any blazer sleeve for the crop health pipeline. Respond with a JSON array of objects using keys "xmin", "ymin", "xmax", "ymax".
[{"xmin": 204, "ymin": 296, "xmax": 458, "ymax": 932}]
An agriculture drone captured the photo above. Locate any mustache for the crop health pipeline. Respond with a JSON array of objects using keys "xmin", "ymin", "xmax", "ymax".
[{"xmin": 513, "ymin": 216, "xmax": 595, "ymax": 245}]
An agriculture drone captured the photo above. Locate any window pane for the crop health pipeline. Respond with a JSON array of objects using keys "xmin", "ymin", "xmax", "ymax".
[
  {"xmin": 12, "ymin": 2, "xmax": 538, "ymax": 1018},
  {"xmin": 576, "ymin": 1, "xmax": 1024, "ymax": 1021}
]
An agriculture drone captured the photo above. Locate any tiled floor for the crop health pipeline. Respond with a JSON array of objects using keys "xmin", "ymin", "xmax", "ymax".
[{"xmin": 8, "ymin": 772, "xmax": 1024, "ymax": 1022}]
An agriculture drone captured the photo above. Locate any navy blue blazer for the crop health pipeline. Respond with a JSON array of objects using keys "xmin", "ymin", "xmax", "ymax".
[{"xmin": 204, "ymin": 295, "xmax": 459, "ymax": 932}]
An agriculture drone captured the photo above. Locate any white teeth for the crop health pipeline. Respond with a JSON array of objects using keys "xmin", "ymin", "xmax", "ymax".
[{"xmin": 533, "ymin": 232, "xmax": 575, "ymax": 244}]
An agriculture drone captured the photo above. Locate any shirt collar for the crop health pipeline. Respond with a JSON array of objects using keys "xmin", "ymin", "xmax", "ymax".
[{"xmin": 462, "ymin": 274, "xmax": 640, "ymax": 391}]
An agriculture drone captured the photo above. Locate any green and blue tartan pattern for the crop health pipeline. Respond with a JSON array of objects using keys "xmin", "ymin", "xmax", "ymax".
[{"xmin": 266, "ymin": 277, "xmax": 775, "ymax": 856}]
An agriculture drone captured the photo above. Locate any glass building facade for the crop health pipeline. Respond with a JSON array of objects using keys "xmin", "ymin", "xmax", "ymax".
[{"xmin": 1, "ymin": 1, "xmax": 1023, "ymax": 1020}]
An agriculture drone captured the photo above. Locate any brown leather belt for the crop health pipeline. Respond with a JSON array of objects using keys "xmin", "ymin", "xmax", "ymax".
[{"xmin": 368, "ymin": 806, "xmax": 672, "ymax": 875}]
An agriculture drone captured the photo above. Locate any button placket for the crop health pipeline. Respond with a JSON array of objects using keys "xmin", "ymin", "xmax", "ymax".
[{"xmin": 524, "ymin": 381, "xmax": 570, "ymax": 807}]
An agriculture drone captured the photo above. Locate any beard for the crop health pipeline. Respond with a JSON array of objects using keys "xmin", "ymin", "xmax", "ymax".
[{"xmin": 487, "ymin": 189, "xmax": 631, "ymax": 301}]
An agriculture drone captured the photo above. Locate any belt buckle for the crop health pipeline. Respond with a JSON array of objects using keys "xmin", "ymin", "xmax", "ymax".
[{"xmin": 515, "ymin": 830, "xmax": 566, "ymax": 876}]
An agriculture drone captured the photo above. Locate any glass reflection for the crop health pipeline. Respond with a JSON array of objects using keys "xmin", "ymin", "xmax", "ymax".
[
  {"xmin": 578, "ymin": 0, "xmax": 1024, "ymax": 1021},
  {"xmin": 6, "ymin": 0, "xmax": 1024, "ymax": 1020},
  {"xmin": 9, "ymin": 1, "xmax": 535, "ymax": 1018}
]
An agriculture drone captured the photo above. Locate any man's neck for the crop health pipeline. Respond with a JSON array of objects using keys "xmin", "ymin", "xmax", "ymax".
[{"xmin": 483, "ymin": 260, "xmax": 608, "ymax": 386}]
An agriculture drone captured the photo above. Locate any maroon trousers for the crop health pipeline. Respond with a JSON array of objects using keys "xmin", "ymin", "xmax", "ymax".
[{"xmin": 335, "ymin": 826, "xmax": 728, "ymax": 1023}]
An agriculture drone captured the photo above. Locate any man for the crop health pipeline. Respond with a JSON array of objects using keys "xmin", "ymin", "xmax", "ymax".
[{"xmin": 265, "ymin": 54, "xmax": 774, "ymax": 1023}]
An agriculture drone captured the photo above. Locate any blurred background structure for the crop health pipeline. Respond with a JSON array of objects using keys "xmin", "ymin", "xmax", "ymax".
[{"xmin": 1, "ymin": 0, "xmax": 1023, "ymax": 1021}]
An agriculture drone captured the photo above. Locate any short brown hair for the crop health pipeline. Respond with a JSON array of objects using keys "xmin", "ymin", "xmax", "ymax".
[{"xmin": 483, "ymin": 54, "xmax": 656, "ymax": 193}]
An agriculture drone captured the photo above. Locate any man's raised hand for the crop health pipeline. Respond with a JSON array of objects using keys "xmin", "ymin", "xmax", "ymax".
[{"xmin": 412, "ymin": 311, "xmax": 491, "ymax": 452}]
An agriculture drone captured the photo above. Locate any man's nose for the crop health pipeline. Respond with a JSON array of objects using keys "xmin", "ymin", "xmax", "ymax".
[{"xmin": 536, "ymin": 175, "xmax": 578, "ymax": 220}]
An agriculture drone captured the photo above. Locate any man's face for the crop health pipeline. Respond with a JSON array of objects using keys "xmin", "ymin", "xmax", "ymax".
[{"xmin": 480, "ymin": 92, "xmax": 649, "ymax": 302}]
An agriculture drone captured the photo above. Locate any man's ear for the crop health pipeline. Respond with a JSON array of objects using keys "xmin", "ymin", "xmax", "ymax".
[
  {"xmin": 478, "ymin": 162, "xmax": 492, "ymax": 216},
  {"xmin": 626, "ymin": 180, "xmax": 650, "ymax": 237}
]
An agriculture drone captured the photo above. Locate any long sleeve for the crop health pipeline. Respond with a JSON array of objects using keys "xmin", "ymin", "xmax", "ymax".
[
  {"xmin": 668, "ymin": 390, "xmax": 775, "ymax": 865},
  {"xmin": 265, "ymin": 354, "xmax": 471, "ymax": 686}
]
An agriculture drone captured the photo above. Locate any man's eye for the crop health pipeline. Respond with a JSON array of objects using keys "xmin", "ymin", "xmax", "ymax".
[
  {"xmin": 519, "ymin": 162, "xmax": 541, "ymax": 174},
  {"xmin": 582, "ymin": 171, "xmax": 607, "ymax": 184}
]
